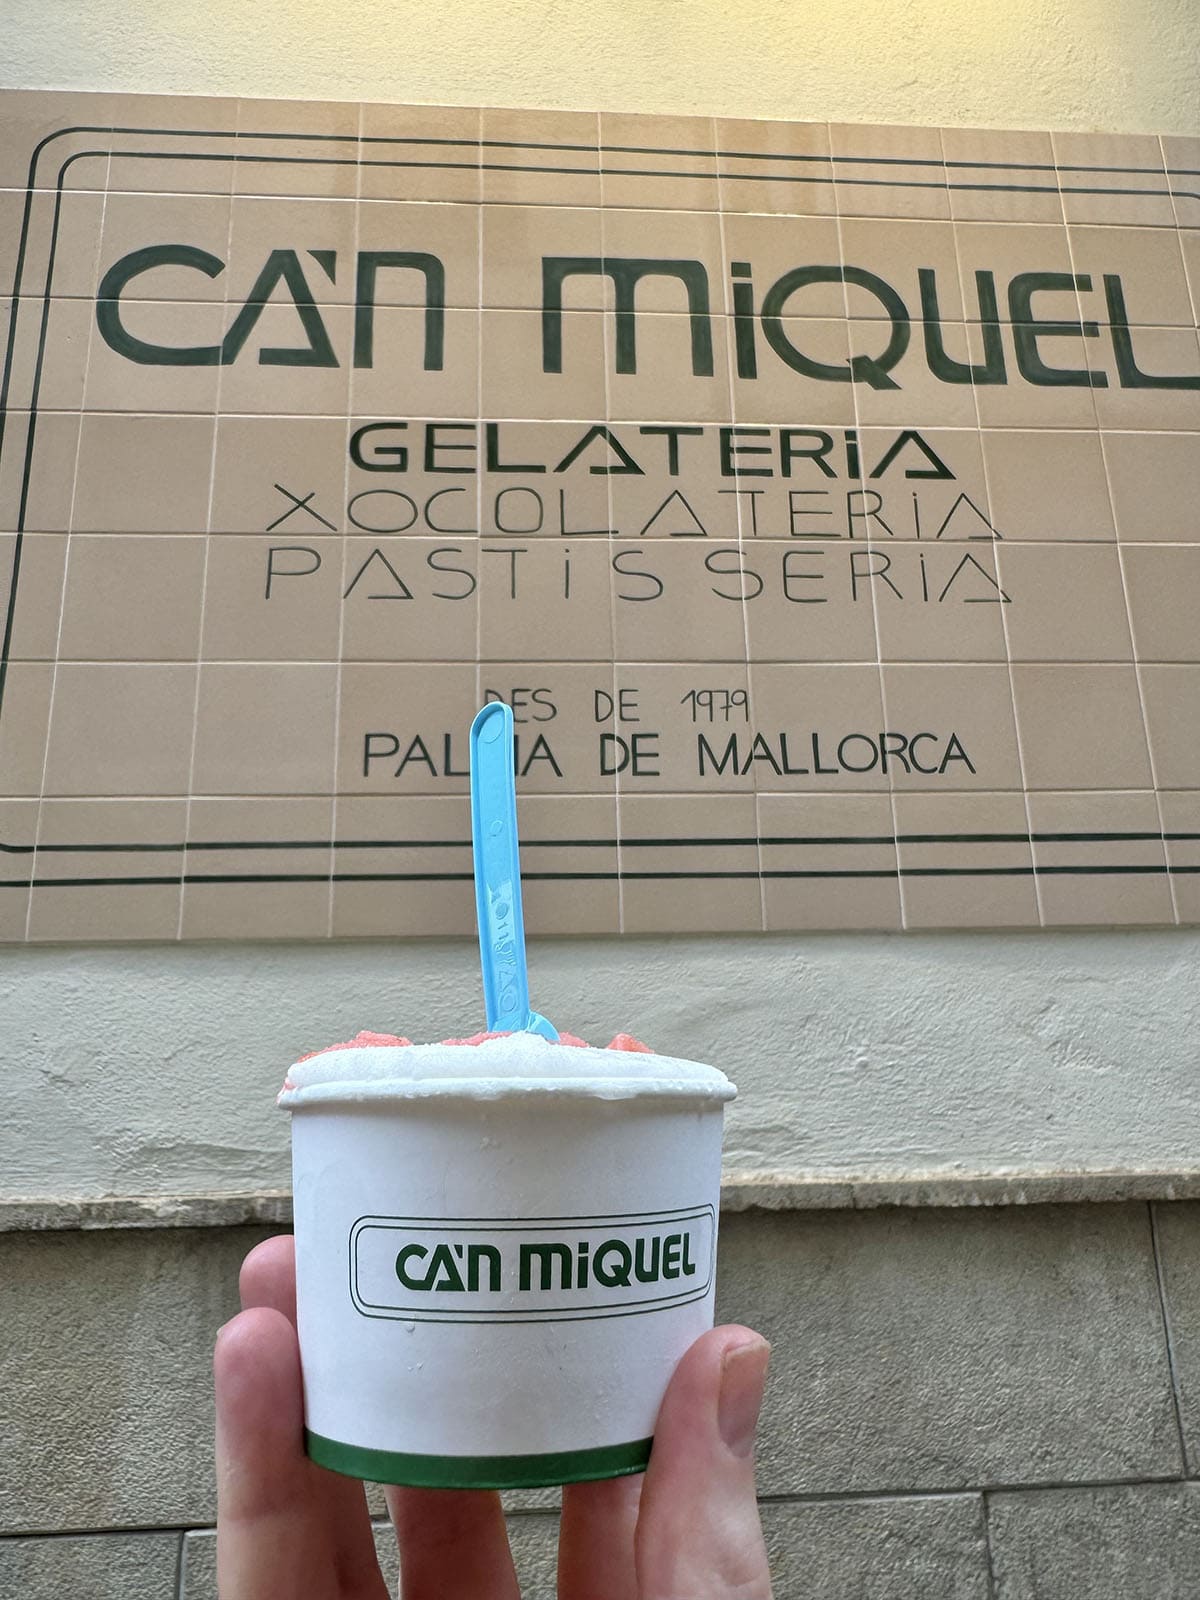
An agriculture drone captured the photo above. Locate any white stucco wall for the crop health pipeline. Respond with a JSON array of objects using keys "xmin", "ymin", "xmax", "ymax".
[
  {"xmin": 1, "ymin": 0, "xmax": 1198, "ymax": 1203},
  {"xmin": 2, "ymin": 0, "xmax": 1198, "ymax": 135}
]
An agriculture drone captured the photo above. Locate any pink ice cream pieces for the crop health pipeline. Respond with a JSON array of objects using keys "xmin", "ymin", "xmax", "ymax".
[
  {"xmin": 606, "ymin": 1033, "xmax": 653, "ymax": 1053},
  {"xmin": 291, "ymin": 1028, "xmax": 654, "ymax": 1081}
]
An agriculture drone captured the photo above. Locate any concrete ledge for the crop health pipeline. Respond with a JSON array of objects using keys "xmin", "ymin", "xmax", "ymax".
[{"xmin": 5, "ymin": 1168, "xmax": 1200, "ymax": 1233}]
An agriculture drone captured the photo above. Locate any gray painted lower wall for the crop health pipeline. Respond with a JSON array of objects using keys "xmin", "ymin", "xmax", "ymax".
[
  {"xmin": 3, "ymin": 1200, "xmax": 1199, "ymax": 1598},
  {"xmin": 4, "ymin": 931, "xmax": 1200, "ymax": 1203}
]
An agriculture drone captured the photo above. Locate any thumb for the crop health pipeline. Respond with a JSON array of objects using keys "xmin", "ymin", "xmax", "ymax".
[{"xmin": 635, "ymin": 1326, "xmax": 773, "ymax": 1599}]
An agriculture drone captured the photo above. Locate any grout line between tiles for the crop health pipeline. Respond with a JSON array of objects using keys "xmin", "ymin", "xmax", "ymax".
[{"xmin": 1148, "ymin": 1201, "xmax": 1192, "ymax": 1475}]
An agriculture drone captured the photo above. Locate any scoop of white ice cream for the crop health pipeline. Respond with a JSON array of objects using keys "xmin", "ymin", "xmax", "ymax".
[{"xmin": 279, "ymin": 1032, "xmax": 736, "ymax": 1108}]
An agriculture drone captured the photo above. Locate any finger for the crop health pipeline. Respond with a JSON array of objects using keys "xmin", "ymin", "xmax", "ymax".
[
  {"xmin": 215, "ymin": 1307, "xmax": 332, "ymax": 1599},
  {"xmin": 386, "ymin": 1485, "xmax": 520, "ymax": 1600},
  {"xmin": 635, "ymin": 1326, "xmax": 773, "ymax": 1600},
  {"xmin": 239, "ymin": 1234, "xmax": 297, "ymax": 1325},
  {"xmin": 235, "ymin": 1240, "xmax": 385, "ymax": 1596},
  {"xmin": 558, "ymin": 1474, "xmax": 642, "ymax": 1600}
]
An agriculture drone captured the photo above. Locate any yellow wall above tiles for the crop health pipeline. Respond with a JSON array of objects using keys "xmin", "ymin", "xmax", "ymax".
[{"xmin": 0, "ymin": 0, "xmax": 1198, "ymax": 138}]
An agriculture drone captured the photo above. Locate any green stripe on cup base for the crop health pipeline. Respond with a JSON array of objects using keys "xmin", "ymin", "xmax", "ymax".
[{"xmin": 306, "ymin": 1429, "xmax": 652, "ymax": 1489}]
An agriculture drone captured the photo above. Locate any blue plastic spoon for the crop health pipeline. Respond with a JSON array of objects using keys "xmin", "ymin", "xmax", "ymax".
[{"xmin": 469, "ymin": 703, "xmax": 559, "ymax": 1039}]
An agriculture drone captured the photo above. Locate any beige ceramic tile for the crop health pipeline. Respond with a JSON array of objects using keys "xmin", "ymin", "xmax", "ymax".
[
  {"xmin": 1088, "ymin": 325, "xmax": 1200, "ymax": 433},
  {"xmin": 481, "ymin": 205, "xmax": 601, "ymax": 312},
  {"xmin": 609, "ymin": 661, "xmax": 751, "ymax": 794},
  {"xmin": 1162, "ymin": 135, "xmax": 1200, "ymax": 228},
  {"xmin": 518, "ymin": 793, "xmax": 620, "ymax": 936},
  {"xmin": 1028, "ymin": 789, "xmax": 1173, "ymax": 928},
  {"xmin": 715, "ymin": 116, "xmax": 836, "ymax": 217},
  {"xmin": 602, "ymin": 206, "xmax": 728, "ymax": 314},
  {"xmin": 1067, "ymin": 225, "xmax": 1194, "ymax": 327},
  {"xmin": 971, "ymin": 318, "xmax": 1100, "ymax": 429},
  {"xmin": 840, "ymin": 216, "xmax": 965, "ymax": 320},
  {"xmin": 341, "ymin": 538, "xmax": 479, "ymax": 662},
  {"xmin": 1123, "ymin": 547, "xmax": 1200, "ymax": 663},
  {"xmin": 1104, "ymin": 432, "xmax": 1200, "ymax": 542},
  {"xmin": 607, "ymin": 312, "xmax": 731, "ymax": 424},
  {"xmin": 481, "ymin": 421, "xmax": 610, "ymax": 539},
  {"xmin": 85, "ymin": 300, "xmax": 226, "ymax": 413},
  {"xmin": 29, "ymin": 796, "xmax": 186, "ymax": 938},
  {"xmin": 0, "ymin": 187, "xmax": 27, "ymax": 296},
  {"xmin": 58, "ymin": 533, "xmax": 205, "ymax": 661},
  {"xmin": 359, "ymin": 103, "xmax": 481, "ymax": 205},
  {"xmin": 1180, "ymin": 226, "xmax": 1200, "ymax": 323},
  {"xmin": 72, "ymin": 414, "xmax": 215, "ymax": 533},
  {"xmin": 0, "ymin": 663, "xmax": 54, "ymax": 795},
  {"xmin": 181, "ymin": 795, "xmax": 332, "ymax": 940},
  {"xmin": 951, "ymin": 222, "xmax": 1075, "ymax": 319},
  {"xmin": 1011, "ymin": 663, "xmax": 1153, "ymax": 790},
  {"xmin": 192, "ymin": 662, "xmax": 338, "ymax": 795},
  {"xmin": 479, "ymin": 542, "xmax": 613, "ymax": 664},
  {"xmin": 337, "ymin": 660, "xmax": 477, "ymax": 795},
  {"xmin": 330, "ymin": 792, "xmax": 474, "ymax": 937},
  {"xmin": 226, "ymin": 196, "xmax": 358, "ymax": 305},
  {"xmin": 0, "ymin": 800, "xmax": 36, "ymax": 940},
  {"xmin": 35, "ymin": 295, "xmax": 93, "ymax": 411},
  {"xmin": 218, "ymin": 301, "xmax": 353, "ymax": 415},
  {"xmin": 482, "ymin": 107, "xmax": 600, "ymax": 208},
  {"xmin": 1141, "ymin": 666, "xmax": 1200, "ymax": 789},
  {"xmin": 1052, "ymin": 131, "xmax": 1176, "ymax": 227},
  {"xmin": 608, "ymin": 425, "xmax": 738, "ymax": 542},
  {"xmin": 479, "ymin": 672, "xmax": 616, "ymax": 799},
  {"xmin": 0, "ymin": 90, "xmax": 116, "ymax": 190},
  {"xmin": 617, "ymin": 792, "xmax": 762, "ymax": 933},
  {"xmin": 881, "ymin": 663, "xmax": 1023, "ymax": 790},
  {"xmin": 34, "ymin": 189, "xmax": 106, "ymax": 299},
  {"xmin": 478, "ymin": 670, "xmax": 605, "ymax": 788},
  {"xmin": 1159, "ymin": 790, "xmax": 1200, "ymax": 925},
  {"xmin": 744, "ymin": 541, "xmax": 880, "ymax": 664},
  {"xmin": 347, "ymin": 419, "xmax": 480, "ymax": 538},
  {"xmin": 201, "ymin": 534, "xmax": 341, "ymax": 662},
  {"xmin": 34, "ymin": 795, "xmax": 185, "ymax": 878},
  {"xmin": 748, "ymin": 662, "xmax": 887, "ymax": 792},
  {"xmin": 101, "ymin": 101, "xmax": 239, "ymax": 199},
  {"xmin": 351, "ymin": 305, "xmax": 478, "ymax": 418},
  {"xmin": 600, "ymin": 113, "xmax": 719, "ymax": 213},
  {"xmin": 941, "ymin": 127, "xmax": 1064, "ymax": 224},
  {"xmin": 6, "ymin": 181, "xmax": 103, "ymax": 306},
  {"xmin": 233, "ymin": 98, "xmax": 359, "ymax": 200},
  {"xmin": 481, "ymin": 308, "xmax": 605, "ymax": 422},
  {"xmin": 357, "ymin": 199, "xmax": 480, "ymax": 309},
  {"xmin": 96, "ymin": 191, "xmax": 233, "ymax": 303},
  {"xmin": 0, "ymin": 413, "xmax": 81, "ymax": 535},
  {"xmin": 721, "ymin": 212, "xmax": 844, "ymax": 319},
  {"xmin": 42, "ymin": 662, "xmax": 197, "ymax": 795},
  {"xmin": 856, "ymin": 426, "xmax": 995, "ymax": 541},
  {"xmin": 612, "ymin": 539, "xmax": 748, "ymax": 663},
  {"xmin": 211, "ymin": 415, "xmax": 349, "ymax": 533},
  {"xmin": 997, "ymin": 544, "xmax": 1133, "ymax": 663},
  {"xmin": 0, "ymin": 534, "xmax": 66, "ymax": 660},
  {"xmin": 848, "ymin": 317, "xmax": 978, "ymax": 428},
  {"xmin": 831, "ymin": 122, "xmax": 950, "ymax": 221},
  {"xmin": 981, "ymin": 431, "xmax": 1115, "ymax": 541},
  {"xmin": 756, "ymin": 791, "xmax": 900, "ymax": 930},
  {"xmin": 2, "ymin": 296, "xmax": 46, "ymax": 414},
  {"xmin": 732, "ymin": 317, "xmax": 856, "ymax": 426},
  {"xmin": 893, "ymin": 790, "xmax": 1038, "ymax": 929},
  {"xmin": 875, "ymin": 540, "xmax": 1009, "ymax": 662}
]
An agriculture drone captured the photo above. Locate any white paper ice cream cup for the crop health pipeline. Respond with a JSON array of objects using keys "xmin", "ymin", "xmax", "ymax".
[{"xmin": 279, "ymin": 1035, "xmax": 736, "ymax": 1489}]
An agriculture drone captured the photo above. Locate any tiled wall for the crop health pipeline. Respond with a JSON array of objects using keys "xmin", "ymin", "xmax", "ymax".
[
  {"xmin": 1, "ymin": 93, "xmax": 1198, "ymax": 940},
  {"xmin": 3, "ymin": 1203, "xmax": 1200, "ymax": 1597}
]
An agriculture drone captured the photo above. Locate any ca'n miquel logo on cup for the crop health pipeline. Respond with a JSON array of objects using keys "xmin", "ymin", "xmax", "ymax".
[{"xmin": 349, "ymin": 1208, "xmax": 717, "ymax": 1323}]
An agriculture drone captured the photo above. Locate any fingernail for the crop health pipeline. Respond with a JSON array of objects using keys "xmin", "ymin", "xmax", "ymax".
[{"xmin": 718, "ymin": 1338, "xmax": 770, "ymax": 1458}]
